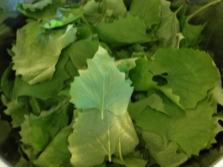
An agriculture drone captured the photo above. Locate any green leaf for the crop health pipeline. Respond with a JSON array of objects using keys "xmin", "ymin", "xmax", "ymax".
[
  {"xmin": 4, "ymin": 99, "xmax": 30, "ymax": 127},
  {"xmin": 129, "ymin": 58, "xmax": 155, "ymax": 91},
  {"xmin": 12, "ymin": 25, "xmax": 76, "ymax": 84},
  {"xmin": 129, "ymin": 92, "xmax": 217, "ymax": 165},
  {"xmin": 0, "ymin": 119, "xmax": 11, "ymax": 145},
  {"xmin": 68, "ymin": 109, "xmax": 139, "ymax": 167},
  {"xmin": 16, "ymin": 0, "xmax": 61, "ymax": 20},
  {"xmin": 143, "ymin": 131, "xmax": 188, "ymax": 167},
  {"xmin": 22, "ymin": 19, "xmax": 46, "ymax": 47},
  {"xmin": 113, "ymin": 151, "xmax": 148, "ymax": 167},
  {"xmin": 148, "ymin": 48, "xmax": 219, "ymax": 109},
  {"xmin": 94, "ymin": 13, "xmax": 150, "ymax": 47},
  {"xmin": 17, "ymin": 0, "xmax": 52, "ymax": 12},
  {"xmin": 1, "ymin": 64, "xmax": 15, "ymax": 99},
  {"xmin": 12, "ymin": 47, "xmax": 70, "ymax": 100},
  {"xmin": 69, "ymin": 46, "xmax": 133, "ymax": 118},
  {"xmin": 83, "ymin": 0, "xmax": 104, "ymax": 26},
  {"xmin": 42, "ymin": 7, "xmax": 83, "ymax": 29},
  {"xmin": 101, "ymin": 0, "xmax": 127, "ymax": 17},
  {"xmin": 182, "ymin": 22, "xmax": 206, "ymax": 48},
  {"xmin": 20, "ymin": 99, "xmax": 70, "ymax": 157},
  {"xmin": 180, "ymin": 0, "xmax": 221, "ymax": 48},
  {"xmin": 66, "ymin": 40, "xmax": 99, "ymax": 70},
  {"xmin": 34, "ymin": 125, "xmax": 73, "ymax": 167},
  {"xmin": 130, "ymin": 0, "xmax": 161, "ymax": 29},
  {"xmin": 156, "ymin": 0, "xmax": 181, "ymax": 48}
]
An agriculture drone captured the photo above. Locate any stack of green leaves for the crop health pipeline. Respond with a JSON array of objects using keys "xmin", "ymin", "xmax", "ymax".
[{"xmin": 1, "ymin": 0, "xmax": 223, "ymax": 167}]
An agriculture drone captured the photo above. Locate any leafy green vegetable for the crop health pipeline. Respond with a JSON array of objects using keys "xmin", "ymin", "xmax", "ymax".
[
  {"xmin": 129, "ymin": 91, "xmax": 219, "ymax": 166},
  {"xmin": 113, "ymin": 151, "xmax": 148, "ymax": 167},
  {"xmin": 0, "ymin": 119, "xmax": 11, "ymax": 145},
  {"xmin": 130, "ymin": 0, "xmax": 161, "ymax": 29},
  {"xmin": 42, "ymin": 7, "xmax": 83, "ymax": 29},
  {"xmin": 68, "ymin": 110, "xmax": 138, "ymax": 167},
  {"xmin": 94, "ymin": 13, "xmax": 150, "ymax": 47},
  {"xmin": 34, "ymin": 125, "xmax": 73, "ymax": 167},
  {"xmin": 12, "ymin": 25, "xmax": 77, "ymax": 84},
  {"xmin": 156, "ymin": 0, "xmax": 182, "ymax": 48},
  {"xmin": 1, "ymin": 0, "xmax": 223, "ymax": 166},
  {"xmin": 70, "ymin": 46, "xmax": 133, "ymax": 118},
  {"xmin": 20, "ymin": 100, "xmax": 70, "ymax": 158}
]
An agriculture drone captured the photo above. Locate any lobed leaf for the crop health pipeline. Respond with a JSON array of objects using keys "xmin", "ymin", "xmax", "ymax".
[{"xmin": 70, "ymin": 46, "xmax": 133, "ymax": 117}]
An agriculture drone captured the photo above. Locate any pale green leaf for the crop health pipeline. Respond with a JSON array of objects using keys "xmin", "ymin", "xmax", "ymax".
[
  {"xmin": 70, "ymin": 46, "xmax": 133, "ymax": 117},
  {"xmin": 68, "ymin": 109, "xmax": 138, "ymax": 167},
  {"xmin": 12, "ymin": 25, "xmax": 77, "ymax": 84}
]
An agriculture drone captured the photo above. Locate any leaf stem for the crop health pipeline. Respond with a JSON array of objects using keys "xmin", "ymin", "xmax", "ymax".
[
  {"xmin": 187, "ymin": 0, "xmax": 221, "ymax": 22},
  {"xmin": 118, "ymin": 138, "xmax": 125, "ymax": 164}
]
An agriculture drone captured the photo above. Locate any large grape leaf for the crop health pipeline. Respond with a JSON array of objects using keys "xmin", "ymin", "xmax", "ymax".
[
  {"xmin": 12, "ymin": 25, "xmax": 76, "ymax": 84},
  {"xmin": 129, "ymin": 92, "xmax": 219, "ymax": 166},
  {"xmin": 94, "ymin": 13, "xmax": 150, "ymax": 47},
  {"xmin": 148, "ymin": 48, "xmax": 219, "ymax": 109},
  {"xmin": 69, "ymin": 46, "xmax": 133, "ymax": 118},
  {"xmin": 130, "ymin": 0, "xmax": 161, "ymax": 29},
  {"xmin": 68, "ymin": 109, "xmax": 138, "ymax": 167}
]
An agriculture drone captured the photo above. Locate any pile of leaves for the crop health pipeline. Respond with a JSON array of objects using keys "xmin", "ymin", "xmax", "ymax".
[{"xmin": 1, "ymin": 0, "xmax": 223, "ymax": 166}]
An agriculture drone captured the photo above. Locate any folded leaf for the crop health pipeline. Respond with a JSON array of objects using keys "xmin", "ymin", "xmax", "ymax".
[
  {"xmin": 12, "ymin": 25, "xmax": 76, "ymax": 84},
  {"xmin": 12, "ymin": 47, "xmax": 70, "ymax": 100}
]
